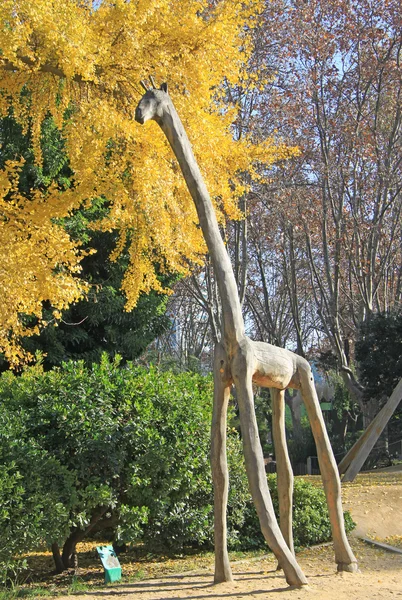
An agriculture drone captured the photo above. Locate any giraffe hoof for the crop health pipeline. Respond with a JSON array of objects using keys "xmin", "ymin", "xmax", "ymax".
[{"xmin": 337, "ymin": 561, "xmax": 359, "ymax": 573}]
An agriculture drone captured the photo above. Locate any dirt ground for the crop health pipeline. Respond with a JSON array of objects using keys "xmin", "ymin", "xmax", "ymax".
[
  {"xmin": 58, "ymin": 468, "xmax": 402, "ymax": 600},
  {"xmin": 342, "ymin": 464, "xmax": 402, "ymax": 537},
  {"xmin": 58, "ymin": 541, "xmax": 402, "ymax": 600}
]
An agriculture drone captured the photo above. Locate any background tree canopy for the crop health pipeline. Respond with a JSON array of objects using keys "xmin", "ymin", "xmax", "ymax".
[
  {"xmin": 0, "ymin": 0, "xmax": 293, "ymax": 365},
  {"xmin": 157, "ymin": 0, "xmax": 402, "ymax": 421}
]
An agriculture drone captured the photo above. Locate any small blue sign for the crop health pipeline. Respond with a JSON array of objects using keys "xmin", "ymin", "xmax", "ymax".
[{"xmin": 96, "ymin": 545, "xmax": 122, "ymax": 583}]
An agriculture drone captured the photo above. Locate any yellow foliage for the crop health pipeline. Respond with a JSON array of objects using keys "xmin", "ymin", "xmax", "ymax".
[
  {"xmin": 0, "ymin": 161, "xmax": 86, "ymax": 365},
  {"xmin": 0, "ymin": 0, "xmax": 295, "ymax": 363}
]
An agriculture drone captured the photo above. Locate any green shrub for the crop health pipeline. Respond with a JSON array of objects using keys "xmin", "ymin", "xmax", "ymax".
[
  {"xmin": 0, "ymin": 408, "xmax": 72, "ymax": 585},
  {"xmin": 0, "ymin": 357, "xmax": 249, "ymax": 581}
]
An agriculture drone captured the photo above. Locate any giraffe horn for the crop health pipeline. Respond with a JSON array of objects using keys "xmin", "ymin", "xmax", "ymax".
[
  {"xmin": 149, "ymin": 75, "xmax": 157, "ymax": 88},
  {"xmin": 140, "ymin": 80, "xmax": 149, "ymax": 92}
]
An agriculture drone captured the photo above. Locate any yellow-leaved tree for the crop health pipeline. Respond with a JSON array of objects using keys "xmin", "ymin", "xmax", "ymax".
[{"xmin": 0, "ymin": 0, "xmax": 291, "ymax": 365}]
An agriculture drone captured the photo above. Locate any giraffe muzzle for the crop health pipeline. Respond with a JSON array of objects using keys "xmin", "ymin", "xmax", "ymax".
[{"xmin": 134, "ymin": 107, "xmax": 145, "ymax": 124}]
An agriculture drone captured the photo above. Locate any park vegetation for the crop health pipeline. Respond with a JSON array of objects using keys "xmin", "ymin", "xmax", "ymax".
[
  {"xmin": 0, "ymin": 0, "xmax": 401, "ymax": 590},
  {"xmin": 0, "ymin": 357, "xmax": 355, "ymax": 585}
]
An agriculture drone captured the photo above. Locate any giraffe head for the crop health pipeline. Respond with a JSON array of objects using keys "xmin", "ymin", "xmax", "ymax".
[{"xmin": 135, "ymin": 81, "xmax": 169, "ymax": 124}]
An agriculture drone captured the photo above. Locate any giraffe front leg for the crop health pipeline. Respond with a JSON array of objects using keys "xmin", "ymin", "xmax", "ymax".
[
  {"xmin": 299, "ymin": 363, "xmax": 358, "ymax": 573},
  {"xmin": 232, "ymin": 350, "xmax": 307, "ymax": 587},
  {"xmin": 211, "ymin": 344, "xmax": 233, "ymax": 584},
  {"xmin": 271, "ymin": 388, "xmax": 294, "ymax": 564}
]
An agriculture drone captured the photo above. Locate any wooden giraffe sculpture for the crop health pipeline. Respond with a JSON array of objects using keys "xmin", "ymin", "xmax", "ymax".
[{"xmin": 135, "ymin": 81, "xmax": 358, "ymax": 588}]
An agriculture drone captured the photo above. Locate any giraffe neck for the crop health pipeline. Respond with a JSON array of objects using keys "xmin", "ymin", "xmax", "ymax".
[{"xmin": 154, "ymin": 102, "xmax": 245, "ymax": 349}]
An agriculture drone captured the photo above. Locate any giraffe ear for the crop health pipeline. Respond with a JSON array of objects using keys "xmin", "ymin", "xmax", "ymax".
[{"xmin": 160, "ymin": 82, "xmax": 168, "ymax": 94}]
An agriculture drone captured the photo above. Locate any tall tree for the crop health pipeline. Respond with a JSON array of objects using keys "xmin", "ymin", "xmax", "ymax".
[
  {"xmin": 0, "ymin": 114, "xmax": 172, "ymax": 369},
  {"xmin": 356, "ymin": 310, "xmax": 402, "ymax": 429},
  {"xmin": 239, "ymin": 0, "xmax": 402, "ymax": 406},
  {"xmin": 0, "ymin": 0, "xmax": 289, "ymax": 364}
]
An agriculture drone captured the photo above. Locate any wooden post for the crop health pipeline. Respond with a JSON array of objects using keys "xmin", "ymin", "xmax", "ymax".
[
  {"xmin": 342, "ymin": 379, "xmax": 402, "ymax": 482},
  {"xmin": 338, "ymin": 404, "xmax": 388, "ymax": 474}
]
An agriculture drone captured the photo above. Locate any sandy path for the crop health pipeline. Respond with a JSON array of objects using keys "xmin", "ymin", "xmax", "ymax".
[
  {"xmin": 61, "ymin": 540, "xmax": 402, "ymax": 600},
  {"xmin": 342, "ymin": 484, "xmax": 402, "ymax": 538}
]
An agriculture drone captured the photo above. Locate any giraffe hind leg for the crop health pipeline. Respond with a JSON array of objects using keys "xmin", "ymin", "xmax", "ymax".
[
  {"xmin": 299, "ymin": 363, "xmax": 358, "ymax": 572},
  {"xmin": 271, "ymin": 387, "xmax": 294, "ymax": 566}
]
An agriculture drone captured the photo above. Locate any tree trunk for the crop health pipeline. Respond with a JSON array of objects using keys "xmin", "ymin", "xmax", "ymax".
[
  {"xmin": 285, "ymin": 391, "xmax": 303, "ymax": 442},
  {"xmin": 61, "ymin": 531, "xmax": 82, "ymax": 570},
  {"xmin": 52, "ymin": 506, "xmax": 108, "ymax": 572},
  {"xmin": 51, "ymin": 542, "xmax": 65, "ymax": 574}
]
